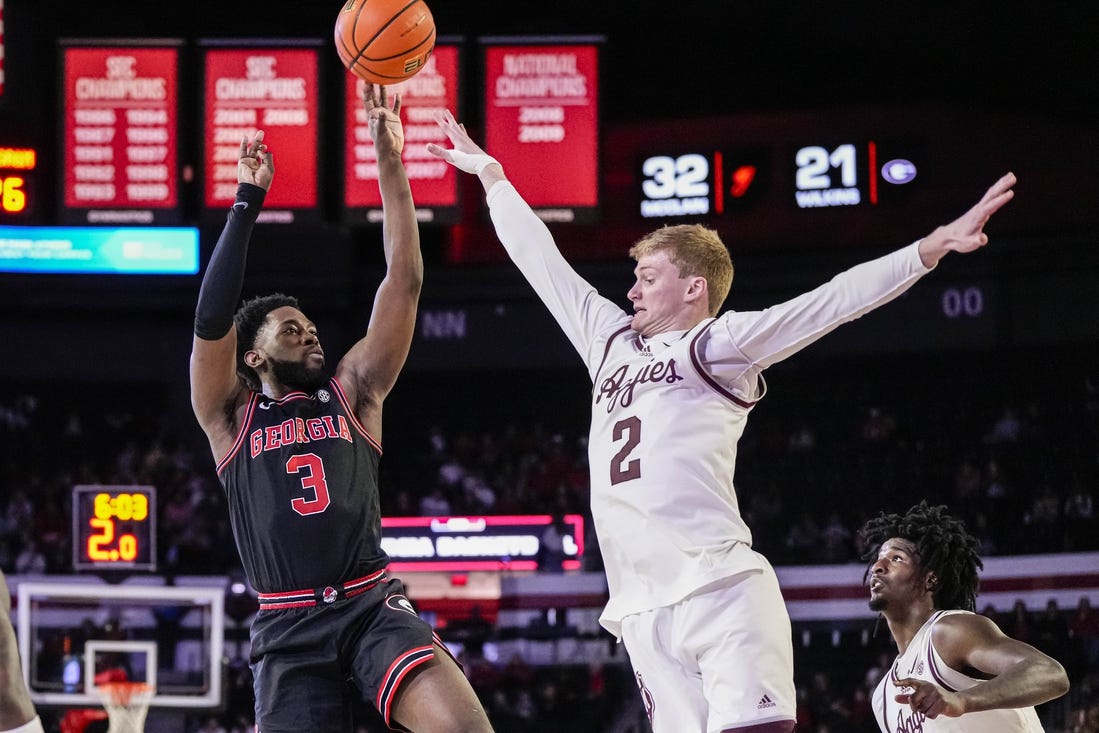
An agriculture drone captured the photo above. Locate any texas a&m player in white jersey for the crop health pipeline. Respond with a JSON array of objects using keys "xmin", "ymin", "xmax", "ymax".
[
  {"xmin": 862, "ymin": 503, "xmax": 1068, "ymax": 733},
  {"xmin": 428, "ymin": 110, "xmax": 1017, "ymax": 733}
]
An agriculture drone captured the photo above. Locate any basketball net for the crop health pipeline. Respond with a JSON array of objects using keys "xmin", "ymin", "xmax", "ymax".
[{"xmin": 94, "ymin": 682, "xmax": 154, "ymax": 733}]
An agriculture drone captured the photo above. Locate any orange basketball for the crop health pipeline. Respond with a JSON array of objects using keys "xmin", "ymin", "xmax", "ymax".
[{"xmin": 334, "ymin": 0, "xmax": 436, "ymax": 85}]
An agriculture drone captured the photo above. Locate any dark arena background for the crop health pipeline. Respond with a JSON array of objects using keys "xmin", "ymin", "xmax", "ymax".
[{"xmin": 2, "ymin": 1, "xmax": 1098, "ymax": 731}]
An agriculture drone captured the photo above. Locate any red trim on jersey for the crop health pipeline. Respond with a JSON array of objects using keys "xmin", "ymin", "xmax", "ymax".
[
  {"xmin": 256, "ymin": 569, "xmax": 388, "ymax": 610},
  {"xmin": 689, "ymin": 319, "xmax": 758, "ymax": 408},
  {"xmin": 377, "ymin": 645, "xmax": 434, "ymax": 724},
  {"xmin": 330, "ymin": 377, "xmax": 383, "ymax": 454},
  {"xmin": 924, "ymin": 611, "xmax": 959, "ymax": 692},
  {"xmin": 216, "ymin": 391, "xmax": 260, "ymax": 475}
]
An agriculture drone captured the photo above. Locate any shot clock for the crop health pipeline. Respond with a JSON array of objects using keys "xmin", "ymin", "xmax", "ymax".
[{"xmin": 72, "ymin": 485, "xmax": 156, "ymax": 572}]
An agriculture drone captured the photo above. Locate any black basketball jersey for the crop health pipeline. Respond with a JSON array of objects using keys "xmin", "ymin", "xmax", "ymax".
[{"xmin": 217, "ymin": 377, "xmax": 387, "ymax": 593}]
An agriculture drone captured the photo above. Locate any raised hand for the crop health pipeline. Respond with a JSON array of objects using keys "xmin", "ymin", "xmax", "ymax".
[
  {"xmin": 238, "ymin": 130, "xmax": 274, "ymax": 191},
  {"xmin": 426, "ymin": 109, "xmax": 499, "ymax": 175},
  {"xmin": 917, "ymin": 172, "xmax": 1015, "ymax": 266},
  {"xmin": 365, "ymin": 84, "xmax": 404, "ymax": 155}
]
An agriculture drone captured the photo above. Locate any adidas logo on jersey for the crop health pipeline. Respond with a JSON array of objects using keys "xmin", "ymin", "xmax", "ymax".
[{"xmin": 757, "ymin": 694, "xmax": 776, "ymax": 710}]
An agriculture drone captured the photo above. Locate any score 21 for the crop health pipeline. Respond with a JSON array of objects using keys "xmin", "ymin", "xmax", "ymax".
[{"xmin": 793, "ymin": 141, "xmax": 918, "ymax": 209}]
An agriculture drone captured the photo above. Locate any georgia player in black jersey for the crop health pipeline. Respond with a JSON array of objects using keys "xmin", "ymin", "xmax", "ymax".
[{"xmin": 189, "ymin": 86, "xmax": 494, "ymax": 733}]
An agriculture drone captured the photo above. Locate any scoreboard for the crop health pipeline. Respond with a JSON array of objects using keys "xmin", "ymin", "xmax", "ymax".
[
  {"xmin": 638, "ymin": 139, "xmax": 921, "ymax": 220},
  {"xmin": 0, "ymin": 146, "xmax": 35, "ymax": 221}
]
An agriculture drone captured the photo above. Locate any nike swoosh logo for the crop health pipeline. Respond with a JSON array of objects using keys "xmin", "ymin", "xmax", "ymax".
[{"xmin": 233, "ymin": 202, "xmax": 249, "ymax": 211}]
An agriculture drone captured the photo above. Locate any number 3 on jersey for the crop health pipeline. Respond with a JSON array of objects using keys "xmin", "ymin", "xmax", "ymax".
[
  {"xmin": 610, "ymin": 417, "xmax": 642, "ymax": 485},
  {"xmin": 286, "ymin": 453, "xmax": 331, "ymax": 515}
]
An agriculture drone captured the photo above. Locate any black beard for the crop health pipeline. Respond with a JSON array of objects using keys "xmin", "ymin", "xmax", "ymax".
[
  {"xmin": 269, "ymin": 358, "xmax": 329, "ymax": 393},
  {"xmin": 868, "ymin": 596, "xmax": 888, "ymax": 612}
]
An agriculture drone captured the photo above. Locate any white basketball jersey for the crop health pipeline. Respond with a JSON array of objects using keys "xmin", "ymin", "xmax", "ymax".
[
  {"xmin": 487, "ymin": 181, "xmax": 931, "ymax": 636},
  {"xmin": 873, "ymin": 610, "xmax": 1046, "ymax": 733}
]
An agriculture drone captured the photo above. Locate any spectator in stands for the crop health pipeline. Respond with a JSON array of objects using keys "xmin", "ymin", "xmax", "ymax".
[
  {"xmin": 1006, "ymin": 599, "xmax": 1035, "ymax": 644},
  {"xmin": 1068, "ymin": 596, "xmax": 1099, "ymax": 673},
  {"xmin": 419, "ymin": 486, "xmax": 451, "ymax": 517},
  {"xmin": 1033, "ymin": 598, "xmax": 1071, "ymax": 664},
  {"xmin": 13, "ymin": 536, "xmax": 46, "ymax": 576}
]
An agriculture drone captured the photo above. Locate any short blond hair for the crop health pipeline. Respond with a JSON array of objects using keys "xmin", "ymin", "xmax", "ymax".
[{"xmin": 628, "ymin": 224, "xmax": 733, "ymax": 315}]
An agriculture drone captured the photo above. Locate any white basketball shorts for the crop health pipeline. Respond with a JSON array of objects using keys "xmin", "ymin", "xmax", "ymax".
[{"xmin": 621, "ymin": 556, "xmax": 795, "ymax": 732}]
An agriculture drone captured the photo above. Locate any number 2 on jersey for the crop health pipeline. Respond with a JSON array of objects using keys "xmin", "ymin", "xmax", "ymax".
[
  {"xmin": 286, "ymin": 453, "xmax": 331, "ymax": 515},
  {"xmin": 610, "ymin": 416, "xmax": 642, "ymax": 485}
]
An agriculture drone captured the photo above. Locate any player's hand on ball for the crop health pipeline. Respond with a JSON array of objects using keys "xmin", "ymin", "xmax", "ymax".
[
  {"xmin": 238, "ymin": 130, "xmax": 274, "ymax": 191},
  {"xmin": 365, "ymin": 85, "xmax": 404, "ymax": 155}
]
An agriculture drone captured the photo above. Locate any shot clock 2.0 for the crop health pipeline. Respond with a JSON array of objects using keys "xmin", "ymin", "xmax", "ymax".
[{"xmin": 72, "ymin": 485, "xmax": 157, "ymax": 572}]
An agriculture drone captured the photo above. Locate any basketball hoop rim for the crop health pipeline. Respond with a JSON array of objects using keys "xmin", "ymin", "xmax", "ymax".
[{"xmin": 95, "ymin": 681, "xmax": 155, "ymax": 706}]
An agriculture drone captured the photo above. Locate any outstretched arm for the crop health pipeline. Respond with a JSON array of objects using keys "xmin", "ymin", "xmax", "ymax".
[
  {"xmin": 707, "ymin": 172, "xmax": 1019, "ymax": 374},
  {"xmin": 917, "ymin": 172, "xmax": 1016, "ymax": 268},
  {"xmin": 894, "ymin": 612, "xmax": 1069, "ymax": 718},
  {"xmin": 336, "ymin": 85, "xmax": 423, "ymax": 440},
  {"xmin": 190, "ymin": 131, "xmax": 274, "ymax": 457},
  {"xmin": 426, "ymin": 109, "xmax": 628, "ymax": 370}
]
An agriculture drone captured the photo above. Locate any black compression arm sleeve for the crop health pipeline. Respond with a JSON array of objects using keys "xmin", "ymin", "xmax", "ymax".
[{"xmin": 193, "ymin": 183, "xmax": 267, "ymax": 340}]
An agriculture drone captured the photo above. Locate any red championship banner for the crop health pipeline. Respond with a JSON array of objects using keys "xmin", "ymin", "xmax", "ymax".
[
  {"xmin": 203, "ymin": 45, "xmax": 320, "ymax": 220},
  {"xmin": 61, "ymin": 43, "xmax": 181, "ymax": 224},
  {"xmin": 483, "ymin": 38, "xmax": 601, "ymax": 223},
  {"xmin": 343, "ymin": 42, "xmax": 460, "ymax": 224}
]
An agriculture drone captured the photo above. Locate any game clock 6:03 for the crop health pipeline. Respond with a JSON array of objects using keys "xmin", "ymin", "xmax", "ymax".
[{"xmin": 72, "ymin": 485, "xmax": 157, "ymax": 572}]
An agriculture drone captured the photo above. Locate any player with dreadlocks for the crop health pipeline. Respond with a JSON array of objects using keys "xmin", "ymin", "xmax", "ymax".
[{"xmin": 860, "ymin": 502, "xmax": 1069, "ymax": 732}]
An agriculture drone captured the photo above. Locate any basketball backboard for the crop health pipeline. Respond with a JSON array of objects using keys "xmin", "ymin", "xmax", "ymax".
[{"xmin": 16, "ymin": 579, "xmax": 225, "ymax": 709}]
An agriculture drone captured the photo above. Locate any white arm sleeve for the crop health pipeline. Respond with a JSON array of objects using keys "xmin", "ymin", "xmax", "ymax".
[
  {"xmin": 702, "ymin": 241, "xmax": 932, "ymax": 382},
  {"xmin": 486, "ymin": 181, "xmax": 630, "ymax": 373}
]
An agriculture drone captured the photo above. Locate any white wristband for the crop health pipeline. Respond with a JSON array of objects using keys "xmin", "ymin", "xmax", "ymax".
[{"xmin": 448, "ymin": 150, "xmax": 499, "ymax": 175}]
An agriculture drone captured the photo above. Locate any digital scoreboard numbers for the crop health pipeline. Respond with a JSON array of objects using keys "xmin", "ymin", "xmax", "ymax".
[
  {"xmin": 0, "ymin": 147, "xmax": 36, "ymax": 222},
  {"xmin": 343, "ymin": 42, "xmax": 460, "ymax": 224},
  {"xmin": 61, "ymin": 43, "xmax": 182, "ymax": 225},
  {"xmin": 792, "ymin": 140, "xmax": 917, "ymax": 209},
  {"xmin": 639, "ymin": 149, "xmax": 767, "ymax": 219},
  {"xmin": 639, "ymin": 140, "xmax": 918, "ymax": 219},
  {"xmin": 72, "ymin": 485, "xmax": 156, "ymax": 572},
  {"xmin": 202, "ymin": 43, "xmax": 321, "ymax": 223},
  {"xmin": 483, "ymin": 38, "xmax": 601, "ymax": 223}
]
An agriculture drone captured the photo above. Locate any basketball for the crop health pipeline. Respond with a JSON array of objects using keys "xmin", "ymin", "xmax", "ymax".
[{"xmin": 335, "ymin": 0, "xmax": 436, "ymax": 85}]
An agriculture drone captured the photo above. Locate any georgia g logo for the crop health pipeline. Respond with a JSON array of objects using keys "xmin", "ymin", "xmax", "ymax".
[{"xmin": 385, "ymin": 594, "xmax": 417, "ymax": 616}]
